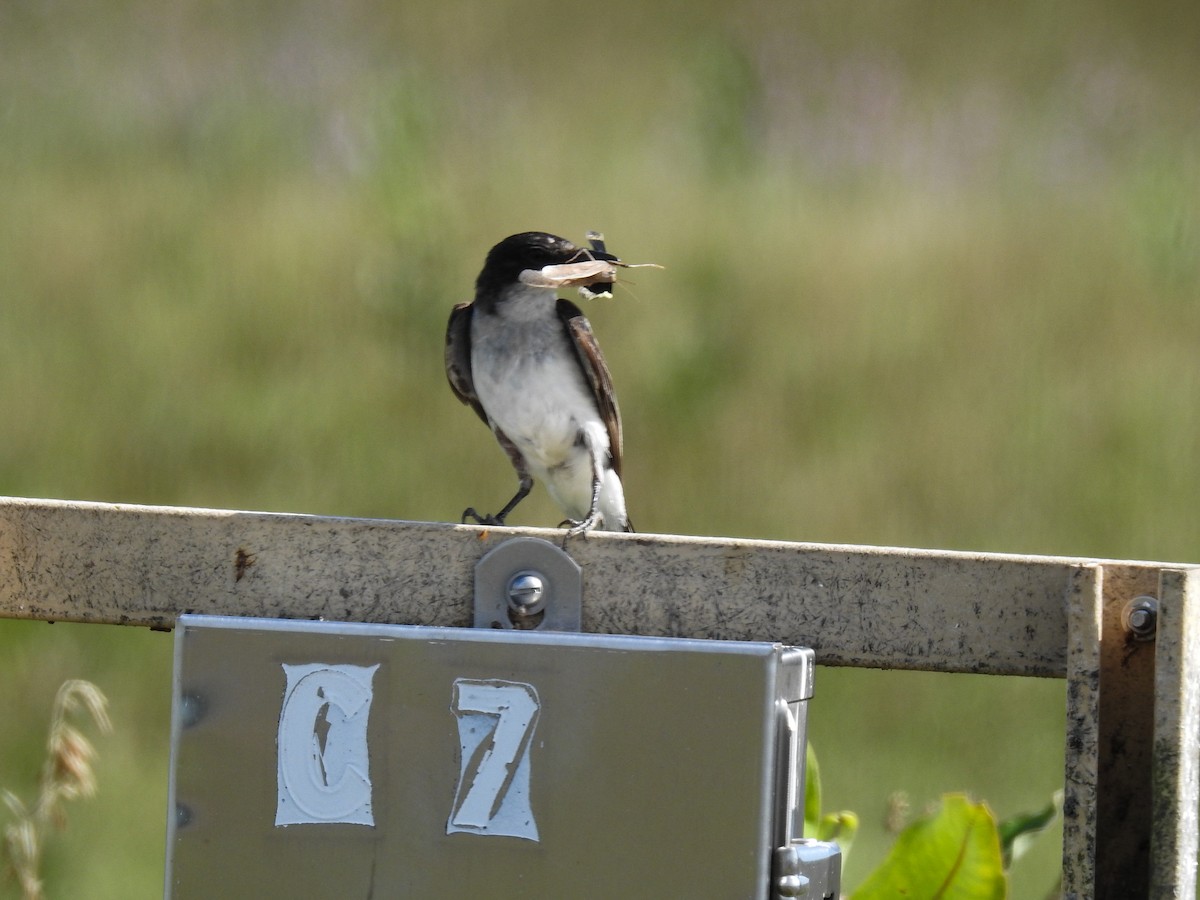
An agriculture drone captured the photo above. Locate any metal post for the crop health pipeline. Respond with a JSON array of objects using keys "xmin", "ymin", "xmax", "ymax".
[
  {"xmin": 1062, "ymin": 565, "xmax": 1102, "ymax": 898},
  {"xmin": 1150, "ymin": 569, "xmax": 1200, "ymax": 899},
  {"xmin": 1095, "ymin": 565, "xmax": 1161, "ymax": 897}
]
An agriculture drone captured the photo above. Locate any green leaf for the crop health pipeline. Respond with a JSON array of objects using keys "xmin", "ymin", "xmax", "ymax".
[
  {"xmin": 805, "ymin": 744, "xmax": 858, "ymax": 860},
  {"xmin": 852, "ymin": 794, "xmax": 1006, "ymax": 900},
  {"xmin": 804, "ymin": 742, "xmax": 823, "ymax": 836},
  {"xmin": 998, "ymin": 791, "xmax": 1062, "ymax": 867}
]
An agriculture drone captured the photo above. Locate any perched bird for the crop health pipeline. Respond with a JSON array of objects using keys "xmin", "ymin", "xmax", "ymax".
[{"xmin": 445, "ymin": 231, "xmax": 632, "ymax": 534}]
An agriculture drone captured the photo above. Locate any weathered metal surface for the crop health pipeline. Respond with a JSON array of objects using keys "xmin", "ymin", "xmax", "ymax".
[
  {"xmin": 167, "ymin": 616, "xmax": 802, "ymax": 899},
  {"xmin": 0, "ymin": 495, "xmax": 1184, "ymax": 676},
  {"xmin": 1089, "ymin": 566, "xmax": 1200, "ymax": 900},
  {"xmin": 1151, "ymin": 568, "xmax": 1199, "ymax": 899},
  {"xmin": 1096, "ymin": 565, "xmax": 1161, "ymax": 898},
  {"xmin": 0, "ymin": 495, "xmax": 1101, "ymax": 675},
  {"xmin": 1062, "ymin": 565, "xmax": 1102, "ymax": 900}
]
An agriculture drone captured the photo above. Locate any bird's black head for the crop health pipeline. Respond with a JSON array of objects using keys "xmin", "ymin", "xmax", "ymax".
[{"xmin": 475, "ymin": 232, "xmax": 582, "ymax": 296}]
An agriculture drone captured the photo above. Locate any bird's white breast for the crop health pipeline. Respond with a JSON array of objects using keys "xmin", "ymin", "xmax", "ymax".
[{"xmin": 469, "ymin": 287, "xmax": 608, "ymax": 473}]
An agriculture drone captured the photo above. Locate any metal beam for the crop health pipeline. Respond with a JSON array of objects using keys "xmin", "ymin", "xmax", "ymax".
[{"xmin": 0, "ymin": 495, "xmax": 1180, "ymax": 677}]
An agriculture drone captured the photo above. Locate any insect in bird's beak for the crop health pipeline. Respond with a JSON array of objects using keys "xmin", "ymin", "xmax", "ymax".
[
  {"xmin": 518, "ymin": 259, "xmax": 618, "ymax": 289},
  {"xmin": 516, "ymin": 231, "xmax": 663, "ymax": 298},
  {"xmin": 577, "ymin": 230, "xmax": 664, "ymax": 300}
]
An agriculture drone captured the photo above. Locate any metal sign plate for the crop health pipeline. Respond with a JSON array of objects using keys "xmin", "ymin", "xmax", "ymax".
[{"xmin": 166, "ymin": 615, "xmax": 811, "ymax": 899}]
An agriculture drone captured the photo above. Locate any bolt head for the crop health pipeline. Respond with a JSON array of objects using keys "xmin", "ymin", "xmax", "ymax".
[
  {"xmin": 1123, "ymin": 596, "xmax": 1158, "ymax": 641},
  {"xmin": 506, "ymin": 572, "xmax": 545, "ymax": 616}
]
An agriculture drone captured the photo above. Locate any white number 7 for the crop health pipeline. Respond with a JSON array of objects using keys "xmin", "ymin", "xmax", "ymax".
[{"xmin": 447, "ymin": 679, "xmax": 540, "ymax": 841}]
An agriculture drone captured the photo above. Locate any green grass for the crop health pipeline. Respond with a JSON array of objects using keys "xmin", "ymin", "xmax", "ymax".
[{"xmin": 1, "ymin": 0, "xmax": 1198, "ymax": 894}]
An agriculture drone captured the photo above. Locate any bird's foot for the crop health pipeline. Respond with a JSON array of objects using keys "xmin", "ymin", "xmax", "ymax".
[
  {"xmin": 462, "ymin": 508, "xmax": 506, "ymax": 527},
  {"xmin": 561, "ymin": 512, "xmax": 602, "ymax": 537}
]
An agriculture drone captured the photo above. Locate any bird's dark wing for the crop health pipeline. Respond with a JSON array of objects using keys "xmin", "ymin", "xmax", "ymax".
[
  {"xmin": 445, "ymin": 302, "xmax": 489, "ymax": 426},
  {"xmin": 556, "ymin": 298, "xmax": 623, "ymax": 477}
]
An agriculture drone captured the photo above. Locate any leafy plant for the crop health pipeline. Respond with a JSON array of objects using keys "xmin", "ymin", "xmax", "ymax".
[
  {"xmin": 806, "ymin": 747, "xmax": 1062, "ymax": 898},
  {"xmin": 804, "ymin": 742, "xmax": 859, "ymax": 859},
  {"xmin": 853, "ymin": 795, "xmax": 1006, "ymax": 900},
  {"xmin": 997, "ymin": 791, "xmax": 1062, "ymax": 868}
]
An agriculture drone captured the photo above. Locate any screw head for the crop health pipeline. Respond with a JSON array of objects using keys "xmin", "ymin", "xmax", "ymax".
[
  {"xmin": 506, "ymin": 571, "xmax": 545, "ymax": 617},
  {"xmin": 1123, "ymin": 596, "xmax": 1158, "ymax": 641}
]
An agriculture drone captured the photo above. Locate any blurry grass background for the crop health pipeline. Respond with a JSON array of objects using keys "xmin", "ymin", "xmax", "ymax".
[{"xmin": 1, "ymin": 0, "xmax": 1198, "ymax": 894}]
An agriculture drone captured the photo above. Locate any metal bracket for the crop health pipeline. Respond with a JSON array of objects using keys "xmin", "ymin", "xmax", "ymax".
[
  {"xmin": 473, "ymin": 537, "xmax": 582, "ymax": 631},
  {"xmin": 773, "ymin": 841, "xmax": 842, "ymax": 899},
  {"xmin": 771, "ymin": 647, "xmax": 841, "ymax": 899}
]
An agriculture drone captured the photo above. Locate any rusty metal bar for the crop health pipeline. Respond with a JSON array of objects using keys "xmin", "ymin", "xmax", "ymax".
[
  {"xmin": 1084, "ymin": 565, "xmax": 1200, "ymax": 900},
  {"xmin": 0, "ymin": 495, "xmax": 1153, "ymax": 676},
  {"xmin": 1096, "ymin": 565, "xmax": 1161, "ymax": 897}
]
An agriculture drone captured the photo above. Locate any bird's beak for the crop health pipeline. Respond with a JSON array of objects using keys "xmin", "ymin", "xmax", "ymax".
[{"xmin": 518, "ymin": 259, "xmax": 618, "ymax": 289}]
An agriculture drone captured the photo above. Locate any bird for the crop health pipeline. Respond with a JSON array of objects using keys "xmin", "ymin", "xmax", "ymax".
[{"xmin": 445, "ymin": 231, "xmax": 632, "ymax": 535}]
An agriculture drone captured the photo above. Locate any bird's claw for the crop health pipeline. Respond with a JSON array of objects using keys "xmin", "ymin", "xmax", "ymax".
[
  {"xmin": 462, "ymin": 508, "xmax": 506, "ymax": 527},
  {"xmin": 561, "ymin": 513, "xmax": 601, "ymax": 537}
]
